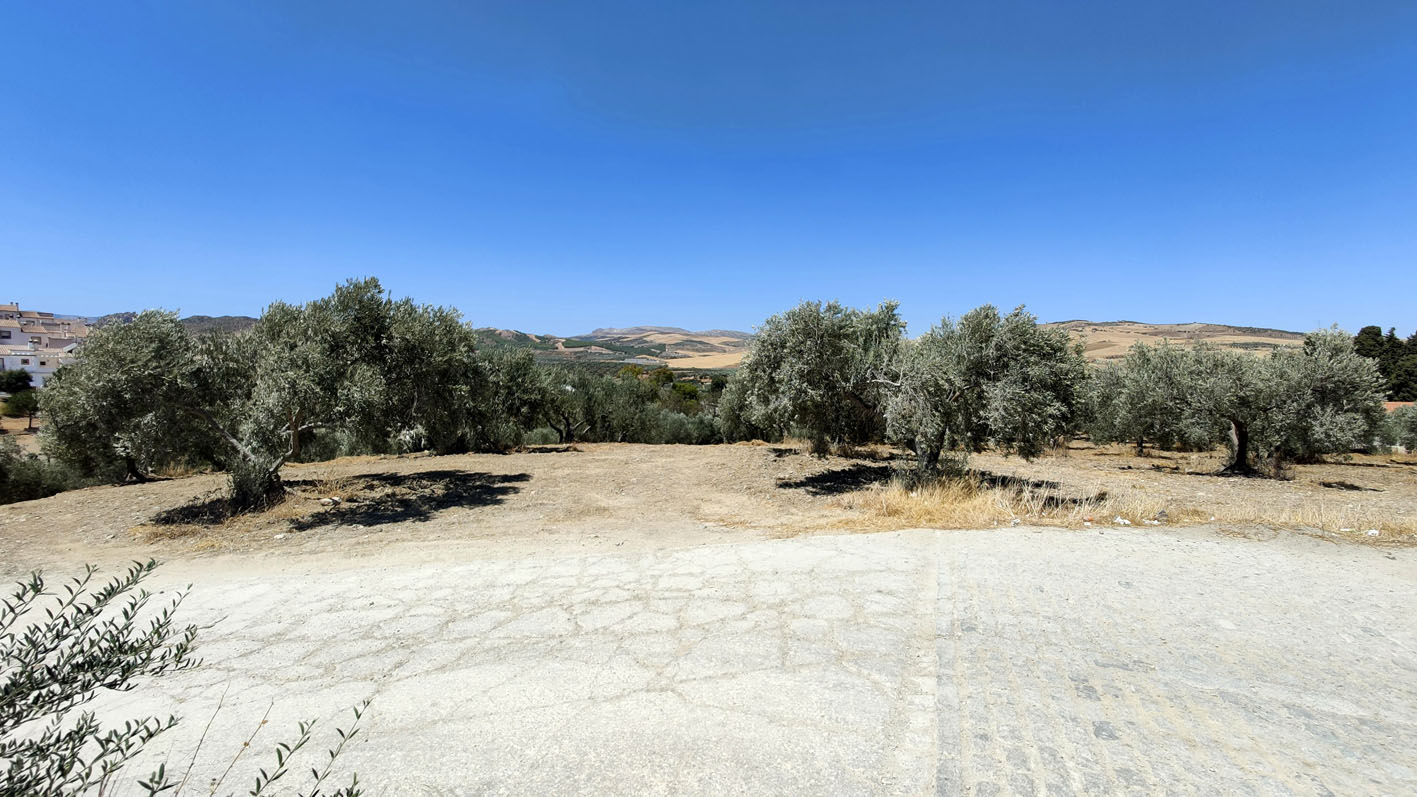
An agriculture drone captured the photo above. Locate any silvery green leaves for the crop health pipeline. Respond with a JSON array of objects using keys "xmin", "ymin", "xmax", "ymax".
[{"xmin": 885, "ymin": 305, "xmax": 1087, "ymax": 471}]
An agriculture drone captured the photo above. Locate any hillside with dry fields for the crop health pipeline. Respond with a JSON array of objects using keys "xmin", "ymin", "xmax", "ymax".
[
  {"xmin": 474, "ymin": 320, "xmax": 1306, "ymax": 369},
  {"xmin": 1047, "ymin": 320, "xmax": 1305, "ymax": 361}
]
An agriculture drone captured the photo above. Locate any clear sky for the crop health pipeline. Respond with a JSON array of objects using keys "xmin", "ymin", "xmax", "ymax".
[{"xmin": 3, "ymin": 2, "xmax": 1415, "ymax": 336}]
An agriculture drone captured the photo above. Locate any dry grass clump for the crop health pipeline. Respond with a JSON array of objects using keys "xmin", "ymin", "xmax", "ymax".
[
  {"xmin": 834, "ymin": 475, "xmax": 1205, "ymax": 530},
  {"xmin": 834, "ymin": 470, "xmax": 1417, "ymax": 543},
  {"xmin": 1220, "ymin": 504, "xmax": 1417, "ymax": 541}
]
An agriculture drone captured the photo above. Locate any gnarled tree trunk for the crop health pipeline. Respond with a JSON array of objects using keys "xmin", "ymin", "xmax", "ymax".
[{"xmin": 1223, "ymin": 418, "xmax": 1253, "ymax": 474}]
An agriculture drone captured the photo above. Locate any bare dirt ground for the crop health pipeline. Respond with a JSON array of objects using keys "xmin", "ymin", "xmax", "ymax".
[
  {"xmin": 3, "ymin": 442, "xmax": 1414, "ymax": 577},
  {"xmin": 0, "ymin": 415, "xmax": 41, "ymax": 453},
  {"xmin": 5, "ymin": 444, "xmax": 1416, "ymax": 793}
]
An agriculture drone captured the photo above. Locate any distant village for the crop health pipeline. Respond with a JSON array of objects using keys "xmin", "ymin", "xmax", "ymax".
[{"xmin": 0, "ymin": 303, "xmax": 89, "ymax": 388}]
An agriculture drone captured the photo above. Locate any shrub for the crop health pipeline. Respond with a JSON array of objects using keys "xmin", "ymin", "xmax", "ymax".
[
  {"xmin": 1, "ymin": 561, "xmax": 198, "ymax": 795},
  {"xmin": 0, "ymin": 561, "xmax": 369, "ymax": 796},
  {"xmin": 0, "ymin": 438, "xmax": 85, "ymax": 505}
]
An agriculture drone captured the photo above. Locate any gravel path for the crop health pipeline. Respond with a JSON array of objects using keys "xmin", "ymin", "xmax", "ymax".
[{"xmin": 91, "ymin": 525, "xmax": 1415, "ymax": 795}]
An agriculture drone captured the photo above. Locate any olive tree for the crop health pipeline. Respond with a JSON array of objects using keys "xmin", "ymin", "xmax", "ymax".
[
  {"xmin": 41, "ymin": 312, "xmax": 214, "ymax": 482},
  {"xmin": 1087, "ymin": 342, "xmax": 1223, "ymax": 454},
  {"xmin": 44, "ymin": 278, "xmax": 493, "ymax": 510},
  {"xmin": 473, "ymin": 349, "xmax": 549, "ymax": 451},
  {"xmin": 1385, "ymin": 405, "xmax": 1417, "ymax": 450},
  {"xmin": 883, "ymin": 305, "xmax": 1088, "ymax": 471},
  {"xmin": 1191, "ymin": 329, "xmax": 1384, "ymax": 474},
  {"xmin": 730, "ymin": 300, "xmax": 904, "ymax": 455}
]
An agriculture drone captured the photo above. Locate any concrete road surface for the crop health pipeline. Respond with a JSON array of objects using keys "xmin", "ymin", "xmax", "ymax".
[{"xmin": 97, "ymin": 527, "xmax": 1415, "ymax": 795}]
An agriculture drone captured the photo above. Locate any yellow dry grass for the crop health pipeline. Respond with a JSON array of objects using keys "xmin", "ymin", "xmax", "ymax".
[
  {"xmin": 834, "ymin": 474, "xmax": 1417, "ymax": 543},
  {"xmin": 833, "ymin": 478, "xmax": 1207, "ymax": 530}
]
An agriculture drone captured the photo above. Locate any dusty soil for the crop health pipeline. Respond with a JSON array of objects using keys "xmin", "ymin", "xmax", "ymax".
[
  {"xmin": 0, "ymin": 443, "xmax": 857, "ymax": 574},
  {"xmin": 4, "ymin": 442, "xmax": 1415, "ymax": 576},
  {"xmin": 973, "ymin": 444, "xmax": 1417, "ymax": 536},
  {"xmin": 0, "ymin": 415, "xmax": 41, "ymax": 453}
]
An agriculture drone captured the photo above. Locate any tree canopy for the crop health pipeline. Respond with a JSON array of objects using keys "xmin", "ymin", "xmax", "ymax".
[
  {"xmin": 884, "ymin": 305, "xmax": 1088, "ymax": 469},
  {"xmin": 1089, "ymin": 329, "xmax": 1385, "ymax": 474},
  {"xmin": 731, "ymin": 300, "xmax": 905, "ymax": 455}
]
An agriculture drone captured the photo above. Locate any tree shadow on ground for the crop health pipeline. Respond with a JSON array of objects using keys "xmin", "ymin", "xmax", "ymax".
[
  {"xmin": 776, "ymin": 464, "xmax": 893, "ymax": 496},
  {"xmin": 973, "ymin": 471, "xmax": 1101, "ymax": 509},
  {"xmin": 1320, "ymin": 480, "xmax": 1382, "ymax": 492},
  {"xmin": 769, "ymin": 446, "xmax": 905, "ymax": 461},
  {"xmin": 150, "ymin": 493, "xmax": 231, "ymax": 526},
  {"xmin": 286, "ymin": 470, "xmax": 529, "ymax": 530},
  {"xmin": 150, "ymin": 470, "xmax": 529, "ymax": 530},
  {"xmin": 976, "ymin": 472, "xmax": 1062, "ymax": 492}
]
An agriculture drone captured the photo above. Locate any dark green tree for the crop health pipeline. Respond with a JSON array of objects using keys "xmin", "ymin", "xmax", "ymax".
[
  {"xmin": 3, "ymin": 389, "xmax": 40, "ymax": 430},
  {"xmin": 1353, "ymin": 326, "xmax": 1386, "ymax": 361},
  {"xmin": 0, "ymin": 369, "xmax": 32, "ymax": 394}
]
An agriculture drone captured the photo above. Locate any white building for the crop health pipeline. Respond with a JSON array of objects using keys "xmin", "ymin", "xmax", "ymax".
[
  {"xmin": 0, "ymin": 343, "xmax": 75, "ymax": 388},
  {"xmin": 0, "ymin": 303, "xmax": 89, "ymax": 349},
  {"xmin": 0, "ymin": 303, "xmax": 88, "ymax": 388}
]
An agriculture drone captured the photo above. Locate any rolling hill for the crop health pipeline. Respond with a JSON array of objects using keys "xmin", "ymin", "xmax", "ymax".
[
  {"xmin": 87, "ymin": 312, "xmax": 1305, "ymax": 370},
  {"xmin": 1045, "ymin": 320, "xmax": 1305, "ymax": 361},
  {"xmin": 472, "ymin": 325, "xmax": 753, "ymax": 370}
]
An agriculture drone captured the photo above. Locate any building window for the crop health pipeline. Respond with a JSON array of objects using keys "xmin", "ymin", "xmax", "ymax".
[
  {"xmin": 20, "ymin": 359, "xmax": 30, "ymax": 365},
  {"xmin": 39, "ymin": 360, "xmax": 47, "ymax": 366},
  {"xmin": 0, "ymin": 331, "xmax": 9, "ymax": 339}
]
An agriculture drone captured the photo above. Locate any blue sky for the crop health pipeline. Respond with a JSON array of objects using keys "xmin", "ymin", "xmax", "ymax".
[{"xmin": 2, "ymin": 2, "xmax": 1415, "ymax": 336}]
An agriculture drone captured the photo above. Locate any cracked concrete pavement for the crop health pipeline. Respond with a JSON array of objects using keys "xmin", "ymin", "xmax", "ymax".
[{"xmin": 98, "ymin": 526, "xmax": 1415, "ymax": 795}]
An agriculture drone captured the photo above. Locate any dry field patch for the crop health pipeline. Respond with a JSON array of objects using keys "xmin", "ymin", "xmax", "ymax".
[{"xmin": 2, "ymin": 442, "xmax": 1414, "ymax": 572}]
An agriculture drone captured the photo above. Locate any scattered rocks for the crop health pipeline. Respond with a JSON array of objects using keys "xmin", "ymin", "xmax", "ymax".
[
  {"xmin": 1365, "ymin": 529, "xmax": 1381, "ymax": 537},
  {"xmin": 1155, "ymin": 510, "xmax": 1169, "ymax": 522},
  {"xmin": 1114, "ymin": 517, "xmax": 1132, "ymax": 526},
  {"xmin": 319, "ymin": 497, "xmax": 342, "ymax": 507},
  {"xmin": 273, "ymin": 533, "xmax": 286, "ymax": 540},
  {"xmin": 1010, "ymin": 517, "xmax": 1021, "ymax": 527}
]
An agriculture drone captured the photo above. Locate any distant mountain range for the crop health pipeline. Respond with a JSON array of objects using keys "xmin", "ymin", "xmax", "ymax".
[
  {"xmin": 93, "ymin": 313, "xmax": 259, "ymax": 336},
  {"xmin": 88, "ymin": 313, "xmax": 1306, "ymax": 369}
]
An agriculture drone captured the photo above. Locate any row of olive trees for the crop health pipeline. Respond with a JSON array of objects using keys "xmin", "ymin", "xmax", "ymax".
[
  {"xmin": 722, "ymin": 300, "xmax": 1388, "ymax": 477},
  {"xmin": 1087, "ymin": 334, "xmax": 1389, "ymax": 474},
  {"xmin": 41, "ymin": 278, "xmax": 505, "ymax": 508},
  {"xmin": 36, "ymin": 278, "xmax": 727, "ymax": 509},
  {"xmin": 722, "ymin": 301, "xmax": 1088, "ymax": 471}
]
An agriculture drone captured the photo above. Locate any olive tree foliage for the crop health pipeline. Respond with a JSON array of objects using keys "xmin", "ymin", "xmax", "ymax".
[
  {"xmin": 1, "ymin": 561, "xmax": 197, "ymax": 796},
  {"xmin": 1, "ymin": 562, "xmax": 369, "ymax": 797},
  {"xmin": 882, "ymin": 305, "xmax": 1088, "ymax": 470},
  {"xmin": 43, "ymin": 278, "xmax": 491, "ymax": 510},
  {"xmin": 1180, "ymin": 331, "xmax": 1382, "ymax": 474},
  {"xmin": 0, "ymin": 438, "xmax": 86, "ymax": 506},
  {"xmin": 1089, "ymin": 330, "xmax": 1385, "ymax": 474},
  {"xmin": 1382, "ymin": 405, "xmax": 1417, "ymax": 450},
  {"xmin": 539, "ymin": 368, "xmax": 656, "ymax": 444},
  {"xmin": 473, "ymin": 349, "xmax": 550, "ymax": 452},
  {"xmin": 41, "ymin": 312, "xmax": 216, "ymax": 483},
  {"xmin": 1087, "ymin": 342, "xmax": 1221, "ymax": 454},
  {"xmin": 729, "ymin": 301, "xmax": 905, "ymax": 455}
]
